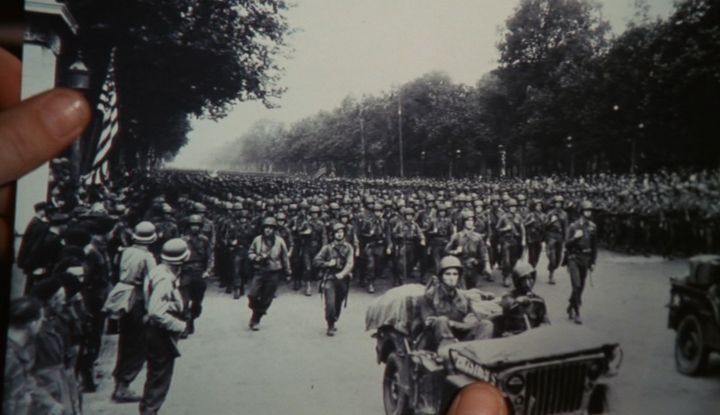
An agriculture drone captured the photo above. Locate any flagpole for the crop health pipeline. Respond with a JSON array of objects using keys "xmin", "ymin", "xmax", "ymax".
[{"xmin": 398, "ymin": 92, "xmax": 404, "ymax": 178}]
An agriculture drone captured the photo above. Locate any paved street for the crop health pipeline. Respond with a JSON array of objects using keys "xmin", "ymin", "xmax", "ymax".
[{"xmin": 85, "ymin": 250, "xmax": 719, "ymax": 415}]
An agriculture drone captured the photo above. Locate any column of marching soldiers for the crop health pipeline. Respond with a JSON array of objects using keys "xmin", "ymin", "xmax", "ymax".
[{"xmin": 6, "ymin": 167, "xmax": 719, "ymax": 415}]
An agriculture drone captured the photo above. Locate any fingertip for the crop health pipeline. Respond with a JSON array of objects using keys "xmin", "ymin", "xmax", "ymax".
[
  {"xmin": 36, "ymin": 88, "xmax": 91, "ymax": 142},
  {"xmin": 449, "ymin": 383, "xmax": 508, "ymax": 415}
]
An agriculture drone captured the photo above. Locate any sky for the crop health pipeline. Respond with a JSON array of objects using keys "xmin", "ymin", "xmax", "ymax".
[{"xmin": 170, "ymin": 0, "xmax": 675, "ymax": 169}]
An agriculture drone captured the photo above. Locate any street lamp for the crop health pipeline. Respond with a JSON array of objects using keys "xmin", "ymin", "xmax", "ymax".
[
  {"xmin": 566, "ymin": 136, "xmax": 574, "ymax": 177},
  {"xmin": 67, "ymin": 57, "xmax": 90, "ymax": 90},
  {"xmin": 498, "ymin": 144, "xmax": 506, "ymax": 177}
]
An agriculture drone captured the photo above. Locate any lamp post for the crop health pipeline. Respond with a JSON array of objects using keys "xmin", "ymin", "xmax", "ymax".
[
  {"xmin": 358, "ymin": 103, "xmax": 367, "ymax": 177},
  {"xmin": 632, "ymin": 122, "xmax": 644, "ymax": 174},
  {"xmin": 420, "ymin": 150, "xmax": 426, "ymax": 176},
  {"xmin": 397, "ymin": 93, "xmax": 404, "ymax": 178},
  {"xmin": 498, "ymin": 144, "xmax": 506, "ymax": 177},
  {"xmin": 566, "ymin": 136, "xmax": 574, "ymax": 177},
  {"xmin": 65, "ymin": 55, "xmax": 90, "ymax": 194}
]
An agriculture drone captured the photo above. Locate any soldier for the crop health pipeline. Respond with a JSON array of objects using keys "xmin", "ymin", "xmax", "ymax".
[
  {"xmin": 445, "ymin": 210, "xmax": 491, "ymax": 288},
  {"xmin": 5, "ymin": 297, "xmax": 65, "ymax": 415},
  {"xmin": 418, "ymin": 256, "xmax": 494, "ymax": 350},
  {"xmin": 544, "ymin": 195, "xmax": 568, "ymax": 285},
  {"xmin": 247, "ymin": 217, "xmax": 292, "ymax": 330},
  {"xmin": 338, "ymin": 209, "xmax": 360, "ymax": 261},
  {"xmin": 359, "ymin": 203, "xmax": 389, "ymax": 293},
  {"xmin": 524, "ymin": 199, "xmax": 545, "ymax": 271},
  {"xmin": 297, "ymin": 205, "xmax": 327, "ymax": 296},
  {"xmin": 275, "ymin": 211, "xmax": 295, "ymax": 269},
  {"xmin": 152, "ymin": 203, "xmax": 179, "ymax": 262},
  {"xmin": 139, "ymin": 238, "xmax": 190, "ymax": 415},
  {"xmin": 314, "ymin": 223, "xmax": 354, "ymax": 336},
  {"xmin": 233, "ymin": 207, "xmax": 256, "ymax": 298},
  {"xmin": 389, "ymin": 207, "xmax": 425, "ymax": 286},
  {"xmin": 179, "ymin": 215, "xmax": 212, "ymax": 337},
  {"xmin": 215, "ymin": 203, "xmax": 238, "ymax": 294},
  {"xmin": 287, "ymin": 203, "xmax": 306, "ymax": 290},
  {"xmin": 110, "ymin": 222, "xmax": 157, "ymax": 403},
  {"xmin": 499, "ymin": 263, "xmax": 549, "ymax": 336},
  {"xmin": 564, "ymin": 200, "xmax": 598, "ymax": 324},
  {"xmin": 496, "ymin": 198, "xmax": 526, "ymax": 287},
  {"xmin": 488, "ymin": 194, "xmax": 503, "ymax": 270},
  {"xmin": 427, "ymin": 202, "xmax": 455, "ymax": 274}
]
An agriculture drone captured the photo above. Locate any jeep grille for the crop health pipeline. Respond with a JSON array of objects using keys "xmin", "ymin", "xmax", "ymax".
[{"xmin": 521, "ymin": 358, "xmax": 595, "ymax": 414}]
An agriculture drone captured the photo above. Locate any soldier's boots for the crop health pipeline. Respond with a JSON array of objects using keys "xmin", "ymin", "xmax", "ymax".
[
  {"xmin": 326, "ymin": 323, "xmax": 337, "ymax": 337},
  {"xmin": 225, "ymin": 286, "xmax": 232, "ymax": 294},
  {"xmin": 112, "ymin": 382, "xmax": 141, "ymax": 403},
  {"xmin": 304, "ymin": 282, "xmax": 313, "ymax": 296},
  {"xmin": 180, "ymin": 319, "xmax": 194, "ymax": 339},
  {"xmin": 233, "ymin": 287, "xmax": 242, "ymax": 300},
  {"xmin": 367, "ymin": 282, "xmax": 376, "ymax": 293},
  {"xmin": 249, "ymin": 316, "xmax": 260, "ymax": 331},
  {"xmin": 502, "ymin": 276, "xmax": 511, "ymax": 288},
  {"xmin": 548, "ymin": 271, "xmax": 556, "ymax": 285}
]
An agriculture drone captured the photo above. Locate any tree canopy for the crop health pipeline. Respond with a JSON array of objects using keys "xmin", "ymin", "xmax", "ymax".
[{"xmin": 219, "ymin": 0, "xmax": 718, "ymax": 177}]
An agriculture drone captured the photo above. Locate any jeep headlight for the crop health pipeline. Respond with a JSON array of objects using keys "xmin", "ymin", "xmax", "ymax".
[
  {"xmin": 606, "ymin": 345, "xmax": 623, "ymax": 377},
  {"xmin": 505, "ymin": 374, "xmax": 525, "ymax": 395}
]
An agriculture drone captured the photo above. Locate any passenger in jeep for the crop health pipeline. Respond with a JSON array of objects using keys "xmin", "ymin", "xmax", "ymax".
[
  {"xmin": 419, "ymin": 256, "xmax": 494, "ymax": 349},
  {"xmin": 500, "ymin": 262, "xmax": 549, "ymax": 336}
]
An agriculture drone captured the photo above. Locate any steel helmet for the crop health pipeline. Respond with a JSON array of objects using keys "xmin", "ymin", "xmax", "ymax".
[
  {"xmin": 188, "ymin": 214, "xmax": 203, "ymax": 224},
  {"xmin": 133, "ymin": 221, "xmax": 157, "ymax": 244},
  {"xmin": 161, "ymin": 238, "xmax": 190, "ymax": 264},
  {"xmin": 461, "ymin": 209, "xmax": 475, "ymax": 219},
  {"xmin": 194, "ymin": 203, "xmax": 207, "ymax": 213},
  {"xmin": 439, "ymin": 256, "xmax": 463, "ymax": 273},
  {"xmin": 339, "ymin": 209, "xmax": 351, "ymax": 218},
  {"xmin": 329, "ymin": 202, "xmax": 340, "ymax": 210},
  {"xmin": 506, "ymin": 198, "xmax": 518, "ymax": 207},
  {"xmin": 554, "ymin": 195, "xmax": 564, "ymax": 203},
  {"xmin": 262, "ymin": 217, "xmax": 277, "ymax": 227},
  {"xmin": 233, "ymin": 202, "xmax": 243, "ymax": 210},
  {"xmin": 309, "ymin": 205, "xmax": 320, "ymax": 213},
  {"xmin": 581, "ymin": 200, "xmax": 593, "ymax": 210},
  {"xmin": 276, "ymin": 212, "xmax": 287, "ymax": 221},
  {"xmin": 332, "ymin": 222, "xmax": 346, "ymax": 232}
]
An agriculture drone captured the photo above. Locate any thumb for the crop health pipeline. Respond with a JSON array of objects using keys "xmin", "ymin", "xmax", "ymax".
[
  {"xmin": 0, "ymin": 88, "xmax": 90, "ymax": 186},
  {"xmin": 446, "ymin": 383, "xmax": 508, "ymax": 415}
]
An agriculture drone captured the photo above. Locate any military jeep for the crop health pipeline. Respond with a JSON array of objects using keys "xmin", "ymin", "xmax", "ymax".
[
  {"xmin": 668, "ymin": 255, "xmax": 720, "ymax": 375},
  {"xmin": 366, "ymin": 284, "xmax": 622, "ymax": 415}
]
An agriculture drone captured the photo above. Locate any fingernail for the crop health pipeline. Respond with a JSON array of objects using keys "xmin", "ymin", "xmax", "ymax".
[
  {"xmin": 454, "ymin": 384, "xmax": 504, "ymax": 415},
  {"xmin": 39, "ymin": 91, "xmax": 89, "ymax": 140}
]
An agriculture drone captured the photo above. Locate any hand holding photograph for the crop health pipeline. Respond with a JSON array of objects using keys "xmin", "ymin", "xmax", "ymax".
[{"xmin": 5, "ymin": 1, "xmax": 720, "ymax": 414}]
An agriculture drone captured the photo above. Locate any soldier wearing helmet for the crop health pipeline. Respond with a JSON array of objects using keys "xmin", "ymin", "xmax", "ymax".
[
  {"xmin": 496, "ymin": 198, "xmax": 526, "ymax": 287},
  {"xmin": 499, "ymin": 262, "xmax": 549, "ymax": 336},
  {"xmin": 313, "ymin": 223, "xmax": 354, "ymax": 336},
  {"xmin": 358, "ymin": 202, "xmax": 390, "ymax": 293},
  {"xmin": 419, "ymin": 256, "xmax": 494, "ymax": 349},
  {"xmin": 110, "ymin": 222, "xmax": 158, "ymax": 403},
  {"xmin": 488, "ymin": 194, "xmax": 504, "ymax": 270},
  {"xmin": 427, "ymin": 201, "xmax": 455, "ymax": 275},
  {"xmin": 275, "ymin": 212, "xmax": 294, "ymax": 268},
  {"xmin": 389, "ymin": 207, "xmax": 426, "ymax": 286},
  {"xmin": 247, "ymin": 217, "xmax": 292, "ymax": 330},
  {"xmin": 152, "ymin": 203, "xmax": 179, "ymax": 261},
  {"xmin": 338, "ymin": 209, "xmax": 360, "ymax": 261},
  {"xmin": 445, "ymin": 209, "xmax": 491, "ymax": 288},
  {"xmin": 140, "ymin": 238, "xmax": 189, "ymax": 415},
  {"xmin": 564, "ymin": 200, "xmax": 598, "ymax": 324},
  {"xmin": 179, "ymin": 214, "xmax": 213, "ymax": 338},
  {"xmin": 297, "ymin": 206, "xmax": 328, "ymax": 296},
  {"xmin": 544, "ymin": 195, "xmax": 569, "ymax": 285},
  {"xmin": 524, "ymin": 199, "xmax": 546, "ymax": 271},
  {"xmin": 215, "ymin": 204, "xmax": 241, "ymax": 297}
]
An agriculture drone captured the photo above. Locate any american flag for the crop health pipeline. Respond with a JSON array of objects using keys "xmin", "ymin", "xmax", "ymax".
[{"xmin": 84, "ymin": 48, "xmax": 119, "ymax": 185}]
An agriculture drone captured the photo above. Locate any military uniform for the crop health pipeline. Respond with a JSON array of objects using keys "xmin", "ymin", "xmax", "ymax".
[
  {"xmin": 313, "ymin": 237, "xmax": 354, "ymax": 334},
  {"xmin": 499, "ymin": 290, "xmax": 549, "ymax": 335},
  {"xmin": 445, "ymin": 228, "xmax": 489, "ymax": 288},
  {"xmin": 140, "ymin": 262, "xmax": 186, "ymax": 415},
  {"xmin": 247, "ymin": 233, "xmax": 291, "ymax": 326},
  {"xmin": 180, "ymin": 231, "xmax": 212, "ymax": 334},
  {"xmin": 427, "ymin": 211, "xmax": 454, "ymax": 274},
  {"xmin": 544, "ymin": 204, "xmax": 568, "ymax": 281},
  {"xmin": 359, "ymin": 208, "xmax": 388, "ymax": 292},
  {"xmin": 389, "ymin": 212, "xmax": 425, "ymax": 285},
  {"xmin": 496, "ymin": 209, "xmax": 525, "ymax": 285},
  {"xmin": 565, "ymin": 215, "xmax": 598, "ymax": 322}
]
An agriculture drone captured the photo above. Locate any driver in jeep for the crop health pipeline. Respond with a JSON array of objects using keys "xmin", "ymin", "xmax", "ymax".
[{"xmin": 418, "ymin": 256, "xmax": 494, "ymax": 349}]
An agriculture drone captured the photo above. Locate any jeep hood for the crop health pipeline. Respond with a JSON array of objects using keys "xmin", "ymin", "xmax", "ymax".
[{"xmin": 439, "ymin": 325, "xmax": 617, "ymax": 365}]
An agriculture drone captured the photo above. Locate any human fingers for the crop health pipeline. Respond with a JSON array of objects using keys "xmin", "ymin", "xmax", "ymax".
[
  {"xmin": 0, "ymin": 47, "xmax": 21, "ymax": 109},
  {"xmin": 446, "ymin": 383, "xmax": 508, "ymax": 415},
  {"xmin": 0, "ymin": 88, "xmax": 91, "ymax": 186}
]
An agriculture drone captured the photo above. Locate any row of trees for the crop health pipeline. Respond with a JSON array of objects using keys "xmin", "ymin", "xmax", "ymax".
[
  {"xmin": 66, "ymin": 0, "xmax": 292, "ymax": 172},
  {"xmin": 219, "ymin": 0, "xmax": 719, "ymax": 177}
]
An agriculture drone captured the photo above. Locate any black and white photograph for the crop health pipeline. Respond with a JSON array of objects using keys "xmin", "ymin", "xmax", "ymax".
[{"xmin": 3, "ymin": 0, "xmax": 720, "ymax": 414}]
